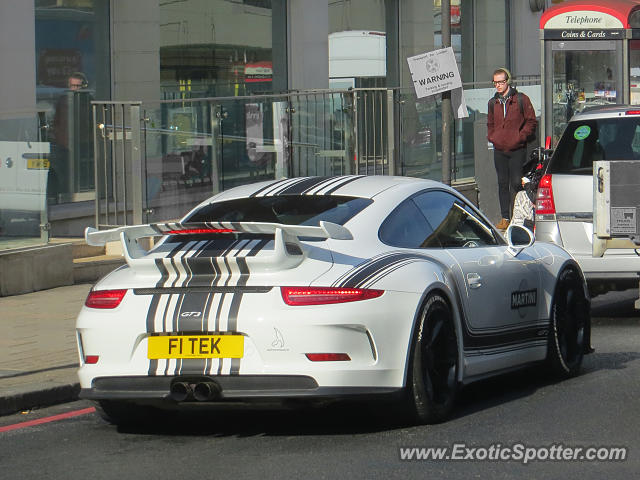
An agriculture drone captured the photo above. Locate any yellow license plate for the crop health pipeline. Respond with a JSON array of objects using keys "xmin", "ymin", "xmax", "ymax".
[
  {"xmin": 147, "ymin": 335, "xmax": 244, "ymax": 359},
  {"xmin": 27, "ymin": 158, "xmax": 50, "ymax": 169}
]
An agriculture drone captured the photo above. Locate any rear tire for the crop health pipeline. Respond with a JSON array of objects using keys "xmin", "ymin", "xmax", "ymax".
[
  {"xmin": 406, "ymin": 294, "xmax": 459, "ymax": 424},
  {"xmin": 94, "ymin": 400, "xmax": 168, "ymax": 426},
  {"xmin": 547, "ymin": 268, "xmax": 589, "ymax": 378}
]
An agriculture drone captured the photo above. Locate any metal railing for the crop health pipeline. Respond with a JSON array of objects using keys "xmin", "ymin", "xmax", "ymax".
[
  {"xmin": 92, "ymin": 88, "xmax": 396, "ymax": 228},
  {"xmin": 92, "ymin": 101, "xmax": 143, "ymax": 229}
]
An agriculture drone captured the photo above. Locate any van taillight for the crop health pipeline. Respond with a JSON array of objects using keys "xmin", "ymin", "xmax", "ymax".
[{"xmin": 535, "ymin": 174, "xmax": 556, "ymax": 215}]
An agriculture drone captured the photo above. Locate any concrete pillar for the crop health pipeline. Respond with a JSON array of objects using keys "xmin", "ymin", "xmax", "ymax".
[
  {"xmin": 0, "ymin": 1, "xmax": 37, "ymax": 135},
  {"xmin": 111, "ymin": 0, "xmax": 161, "ymax": 102},
  {"xmin": 287, "ymin": 0, "xmax": 329, "ymax": 90}
]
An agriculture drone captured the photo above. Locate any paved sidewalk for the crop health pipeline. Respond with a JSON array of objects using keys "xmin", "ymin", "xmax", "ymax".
[{"xmin": 0, "ymin": 284, "xmax": 92, "ymax": 416}]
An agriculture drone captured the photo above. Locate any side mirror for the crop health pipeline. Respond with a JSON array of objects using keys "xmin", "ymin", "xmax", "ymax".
[{"xmin": 505, "ymin": 224, "xmax": 535, "ymax": 257}]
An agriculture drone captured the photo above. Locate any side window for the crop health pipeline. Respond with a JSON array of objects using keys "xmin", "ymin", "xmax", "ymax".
[
  {"xmin": 601, "ymin": 120, "xmax": 638, "ymax": 160},
  {"xmin": 413, "ymin": 191, "xmax": 499, "ymax": 248},
  {"xmin": 379, "ymin": 199, "xmax": 438, "ymax": 248},
  {"xmin": 632, "ymin": 125, "xmax": 640, "ymax": 156}
]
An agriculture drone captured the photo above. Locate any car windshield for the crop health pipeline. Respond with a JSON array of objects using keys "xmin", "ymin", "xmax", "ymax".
[
  {"xmin": 185, "ymin": 195, "xmax": 372, "ymax": 226},
  {"xmin": 550, "ymin": 117, "xmax": 640, "ymax": 175}
]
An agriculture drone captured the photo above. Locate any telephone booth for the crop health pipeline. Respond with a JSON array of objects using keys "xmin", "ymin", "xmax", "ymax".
[{"xmin": 541, "ymin": 0, "xmax": 640, "ymax": 146}]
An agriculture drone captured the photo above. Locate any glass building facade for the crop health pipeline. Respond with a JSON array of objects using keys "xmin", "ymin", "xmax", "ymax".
[{"xmin": 0, "ymin": 0, "xmax": 544, "ymax": 248}]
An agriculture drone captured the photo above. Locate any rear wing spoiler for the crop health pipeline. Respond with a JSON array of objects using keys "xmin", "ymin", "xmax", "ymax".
[{"xmin": 85, "ymin": 221, "xmax": 352, "ymax": 272}]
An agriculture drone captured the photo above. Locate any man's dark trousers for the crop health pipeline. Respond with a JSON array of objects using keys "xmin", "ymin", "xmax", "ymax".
[{"xmin": 494, "ymin": 147, "xmax": 525, "ymax": 220}]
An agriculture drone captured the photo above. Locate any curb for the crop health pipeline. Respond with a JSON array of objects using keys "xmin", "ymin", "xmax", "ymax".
[{"xmin": 0, "ymin": 383, "xmax": 80, "ymax": 417}]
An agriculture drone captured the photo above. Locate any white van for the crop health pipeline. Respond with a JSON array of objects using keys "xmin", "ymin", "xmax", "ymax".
[{"xmin": 0, "ymin": 141, "xmax": 50, "ymax": 236}]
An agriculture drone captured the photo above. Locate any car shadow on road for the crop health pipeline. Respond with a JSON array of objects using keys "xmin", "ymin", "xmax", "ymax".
[
  {"xmin": 114, "ymin": 346, "xmax": 640, "ymax": 437},
  {"xmin": 114, "ymin": 399, "xmax": 410, "ymax": 436},
  {"xmin": 450, "ymin": 347, "xmax": 640, "ymax": 422}
]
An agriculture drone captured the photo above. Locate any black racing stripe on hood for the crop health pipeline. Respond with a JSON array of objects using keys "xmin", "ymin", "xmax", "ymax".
[
  {"xmin": 463, "ymin": 325, "xmax": 547, "ymax": 351},
  {"xmin": 214, "ymin": 293, "xmax": 226, "ymax": 333},
  {"xmin": 247, "ymin": 238, "xmax": 271, "ymax": 256},
  {"xmin": 227, "ymin": 293, "xmax": 242, "ymax": 332},
  {"xmin": 249, "ymin": 178, "xmax": 291, "ymax": 197},
  {"xmin": 322, "ymin": 175, "xmax": 365, "ymax": 195},
  {"xmin": 274, "ymin": 177, "xmax": 333, "ymax": 195},
  {"xmin": 228, "ymin": 293, "xmax": 244, "ymax": 375},
  {"xmin": 146, "ymin": 294, "xmax": 161, "ymax": 376},
  {"xmin": 299, "ymin": 176, "xmax": 339, "ymax": 194},
  {"xmin": 155, "ymin": 259, "xmax": 169, "ymax": 288},
  {"xmin": 334, "ymin": 252, "xmax": 423, "ymax": 288}
]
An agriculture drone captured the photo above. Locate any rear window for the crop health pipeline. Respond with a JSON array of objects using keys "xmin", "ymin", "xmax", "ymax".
[
  {"xmin": 185, "ymin": 195, "xmax": 372, "ymax": 226},
  {"xmin": 550, "ymin": 117, "xmax": 640, "ymax": 175}
]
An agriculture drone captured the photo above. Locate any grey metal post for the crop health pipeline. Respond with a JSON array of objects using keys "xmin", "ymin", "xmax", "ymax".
[
  {"xmin": 210, "ymin": 103, "xmax": 221, "ymax": 193},
  {"xmin": 343, "ymin": 92, "xmax": 353, "ymax": 175},
  {"xmin": 130, "ymin": 104, "xmax": 143, "ymax": 225},
  {"xmin": 92, "ymin": 104, "xmax": 100, "ymax": 229},
  {"xmin": 441, "ymin": 0, "xmax": 452, "ymax": 185},
  {"xmin": 386, "ymin": 89, "xmax": 395, "ymax": 176},
  {"xmin": 539, "ymin": 31, "xmax": 546, "ymax": 142},
  {"xmin": 623, "ymin": 32, "xmax": 630, "ymax": 104},
  {"xmin": 353, "ymin": 91, "xmax": 359, "ymax": 175},
  {"xmin": 120, "ymin": 104, "xmax": 127, "ymax": 225}
]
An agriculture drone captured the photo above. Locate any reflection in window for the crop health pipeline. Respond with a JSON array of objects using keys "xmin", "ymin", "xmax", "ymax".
[
  {"xmin": 413, "ymin": 190, "xmax": 497, "ymax": 248},
  {"xmin": 379, "ymin": 198, "xmax": 438, "ymax": 248},
  {"xmin": 159, "ymin": 0, "xmax": 283, "ymax": 99},
  {"xmin": 550, "ymin": 118, "xmax": 640, "ymax": 175},
  {"xmin": 35, "ymin": 0, "xmax": 110, "ymax": 204}
]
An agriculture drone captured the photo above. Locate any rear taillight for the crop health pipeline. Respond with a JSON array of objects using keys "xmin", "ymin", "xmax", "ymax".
[
  {"xmin": 306, "ymin": 353, "xmax": 351, "ymax": 362},
  {"xmin": 166, "ymin": 228, "xmax": 236, "ymax": 235},
  {"xmin": 281, "ymin": 287, "xmax": 383, "ymax": 306},
  {"xmin": 85, "ymin": 289, "xmax": 127, "ymax": 309},
  {"xmin": 535, "ymin": 174, "xmax": 556, "ymax": 215}
]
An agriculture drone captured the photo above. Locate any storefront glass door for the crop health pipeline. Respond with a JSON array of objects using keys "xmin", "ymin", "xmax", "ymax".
[{"xmin": 549, "ymin": 41, "xmax": 621, "ymax": 145}]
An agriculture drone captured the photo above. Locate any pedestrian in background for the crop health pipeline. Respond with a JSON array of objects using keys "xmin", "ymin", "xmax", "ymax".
[
  {"xmin": 48, "ymin": 72, "xmax": 90, "ymax": 202},
  {"xmin": 487, "ymin": 68, "xmax": 537, "ymax": 230}
]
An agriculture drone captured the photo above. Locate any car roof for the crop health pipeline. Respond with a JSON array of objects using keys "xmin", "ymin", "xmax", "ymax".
[
  {"xmin": 208, "ymin": 175, "xmax": 444, "ymax": 202},
  {"xmin": 570, "ymin": 104, "xmax": 640, "ymax": 121}
]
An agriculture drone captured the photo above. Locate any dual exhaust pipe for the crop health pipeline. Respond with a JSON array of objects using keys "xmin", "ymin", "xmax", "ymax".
[{"xmin": 170, "ymin": 380, "xmax": 221, "ymax": 402}]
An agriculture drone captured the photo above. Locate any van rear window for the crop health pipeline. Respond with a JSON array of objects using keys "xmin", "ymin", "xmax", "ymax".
[{"xmin": 549, "ymin": 118, "xmax": 640, "ymax": 175}]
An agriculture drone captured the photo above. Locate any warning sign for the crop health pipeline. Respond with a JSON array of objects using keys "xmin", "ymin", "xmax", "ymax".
[
  {"xmin": 407, "ymin": 47, "xmax": 462, "ymax": 98},
  {"xmin": 611, "ymin": 207, "xmax": 637, "ymax": 234}
]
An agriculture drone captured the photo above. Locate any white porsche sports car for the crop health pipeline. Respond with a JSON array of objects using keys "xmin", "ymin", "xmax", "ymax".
[{"xmin": 77, "ymin": 175, "xmax": 591, "ymax": 425}]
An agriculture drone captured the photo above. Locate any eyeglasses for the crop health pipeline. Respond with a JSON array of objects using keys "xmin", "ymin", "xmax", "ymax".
[{"xmin": 493, "ymin": 80, "xmax": 507, "ymax": 86}]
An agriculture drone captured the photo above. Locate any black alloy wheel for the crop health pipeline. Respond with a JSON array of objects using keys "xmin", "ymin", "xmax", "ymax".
[
  {"xmin": 407, "ymin": 294, "xmax": 458, "ymax": 424},
  {"xmin": 547, "ymin": 268, "xmax": 589, "ymax": 378}
]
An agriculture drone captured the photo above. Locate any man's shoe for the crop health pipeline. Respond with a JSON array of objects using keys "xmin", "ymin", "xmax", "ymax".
[{"xmin": 495, "ymin": 218, "xmax": 510, "ymax": 230}]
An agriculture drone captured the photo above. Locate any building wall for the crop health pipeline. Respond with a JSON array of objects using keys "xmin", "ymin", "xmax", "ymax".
[
  {"xmin": 159, "ymin": 0, "xmax": 273, "ymax": 48},
  {"xmin": 288, "ymin": 0, "xmax": 329, "ymax": 90},
  {"xmin": 328, "ymin": 0, "xmax": 386, "ymax": 34},
  {"xmin": 111, "ymin": 0, "xmax": 161, "ymax": 102},
  {"xmin": 510, "ymin": 0, "xmax": 543, "ymax": 78},
  {"xmin": 0, "ymin": 1, "xmax": 37, "ymax": 136}
]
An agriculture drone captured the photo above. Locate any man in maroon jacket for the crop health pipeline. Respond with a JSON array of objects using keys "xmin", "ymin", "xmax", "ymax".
[{"xmin": 487, "ymin": 68, "xmax": 537, "ymax": 230}]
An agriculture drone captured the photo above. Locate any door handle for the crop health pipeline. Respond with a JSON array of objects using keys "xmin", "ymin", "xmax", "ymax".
[{"xmin": 466, "ymin": 272, "xmax": 482, "ymax": 289}]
